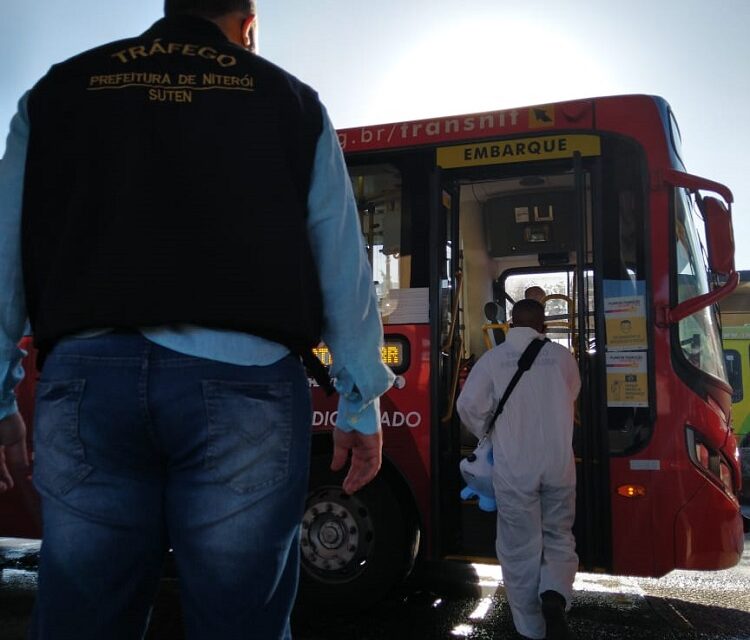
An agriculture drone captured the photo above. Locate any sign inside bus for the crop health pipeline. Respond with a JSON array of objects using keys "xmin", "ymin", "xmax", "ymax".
[
  {"xmin": 313, "ymin": 338, "xmax": 408, "ymax": 374},
  {"xmin": 436, "ymin": 134, "xmax": 601, "ymax": 169}
]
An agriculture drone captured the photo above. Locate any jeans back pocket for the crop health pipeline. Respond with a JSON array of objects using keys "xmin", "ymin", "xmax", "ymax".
[
  {"xmin": 202, "ymin": 380, "xmax": 293, "ymax": 495},
  {"xmin": 33, "ymin": 379, "xmax": 93, "ymax": 497}
]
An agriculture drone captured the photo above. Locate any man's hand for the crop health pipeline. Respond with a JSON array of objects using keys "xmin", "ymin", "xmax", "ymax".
[
  {"xmin": 330, "ymin": 427, "xmax": 383, "ymax": 495},
  {"xmin": 0, "ymin": 412, "xmax": 30, "ymax": 493}
]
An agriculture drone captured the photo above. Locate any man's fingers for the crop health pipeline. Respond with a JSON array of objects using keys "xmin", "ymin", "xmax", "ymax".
[
  {"xmin": 341, "ymin": 435, "xmax": 382, "ymax": 495},
  {"xmin": 342, "ymin": 462, "xmax": 377, "ymax": 495},
  {"xmin": 331, "ymin": 428, "xmax": 357, "ymax": 472},
  {"xmin": 331, "ymin": 428, "xmax": 383, "ymax": 494},
  {"xmin": 330, "ymin": 442, "xmax": 349, "ymax": 472}
]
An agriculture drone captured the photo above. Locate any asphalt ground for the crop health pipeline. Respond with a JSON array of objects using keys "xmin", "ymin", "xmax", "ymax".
[{"xmin": 2, "ymin": 528, "xmax": 749, "ymax": 640}]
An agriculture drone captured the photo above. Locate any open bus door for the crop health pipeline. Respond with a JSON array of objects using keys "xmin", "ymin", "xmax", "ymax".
[
  {"xmin": 443, "ymin": 151, "xmax": 613, "ymax": 572},
  {"xmin": 430, "ymin": 173, "xmax": 465, "ymax": 559}
]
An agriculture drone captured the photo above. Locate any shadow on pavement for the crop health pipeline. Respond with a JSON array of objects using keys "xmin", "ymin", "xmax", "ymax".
[{"xmin": 3, "ymin": 542, "xmax": 750, "ymax": 639}]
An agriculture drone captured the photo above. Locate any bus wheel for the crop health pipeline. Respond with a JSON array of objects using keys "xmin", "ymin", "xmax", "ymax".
[{"xmin": 297, "ymin": 460, "xmax": 410, "ymax": 612}]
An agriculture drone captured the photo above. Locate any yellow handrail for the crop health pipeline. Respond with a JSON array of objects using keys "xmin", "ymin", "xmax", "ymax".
[
  {"xmin": 441, "ymin": 270, "xmax": 464, "ymax": 423},
  {"xmin": 441, "ymin": 270, "xmax": 463, "ymax": 352},
  {"xmin": 441, "ymin": 334, "xmax": 465, "ymax": 423},
  {"xmin": 481, "ymin": 322, "xmax": 510, "ymax": 351}
]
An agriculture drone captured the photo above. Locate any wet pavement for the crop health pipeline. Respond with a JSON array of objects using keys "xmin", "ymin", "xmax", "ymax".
[{"xmin": 2, "ymin": 529, "xmax": 750, "ymax": 639}]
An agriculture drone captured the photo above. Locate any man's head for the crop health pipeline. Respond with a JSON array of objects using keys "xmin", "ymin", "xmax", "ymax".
[
  {"xmin": 164, "ymin": 0, "xmax": 255, "ymax": 20},
  {"xmin": 164, "ymin": 0, "xmax": 257, "ymax": 51},
  {"xmin": 164, "ymin": 0, "xmax": 255, "ymax": 18},
  {"xmin": 524, "ymin": 285, "xmax": 546, "ymax": 303},
  {"xmin": 511, "ymin": 299, "xmax": 545, "ymax": 333}
]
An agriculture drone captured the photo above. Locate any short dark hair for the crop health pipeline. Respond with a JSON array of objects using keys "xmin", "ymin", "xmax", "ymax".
[
  {"xmin": 164, "ymin": 0, "xmax": 255, "ymax": 19},
  {"xmin": 511, "ymin": 299, "xmax": 545, "ymax": 331}
]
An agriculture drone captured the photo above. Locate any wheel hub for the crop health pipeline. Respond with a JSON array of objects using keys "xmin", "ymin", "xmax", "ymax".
[{"xmin": 300, "ymin": 488, "xmax": 371, "ymax": 577}]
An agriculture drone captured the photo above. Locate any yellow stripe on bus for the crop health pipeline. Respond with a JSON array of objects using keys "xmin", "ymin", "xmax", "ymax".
[{"xmin": 437, "ymin": 134, "xmax": 601, "ymax": 169}]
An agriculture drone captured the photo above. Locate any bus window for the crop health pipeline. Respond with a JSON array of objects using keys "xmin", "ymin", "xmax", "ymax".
[
  {"xmin": 674, "ymin": 189, "xmax": 727, "ymax": 382},
  {"xmin": 723, "ymin": 349, "xmax": 743, "ymax": 403},
  {"xmin": 348, "ymin": 159, "xmax": 432, "ymax": 326},
  {"xmin": 503, "ymin": 270, "xmax": 580, "ymax": 350},
  {"xmin": 599, "ymin": 138, "xmax": 651, "ymax": 455},
  {"xmin": 349, "ymin": 164, "xmax": 407, "ymax": 320}
]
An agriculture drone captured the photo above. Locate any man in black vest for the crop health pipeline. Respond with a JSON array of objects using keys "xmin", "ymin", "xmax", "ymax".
[{"xmin": 0, "ymin": 1, "xmax": 394, "ymax": 637}]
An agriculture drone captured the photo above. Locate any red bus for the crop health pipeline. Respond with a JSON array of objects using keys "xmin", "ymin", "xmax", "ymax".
[
  {"xmin": 297, "ymin": 94, "xmax": 744, "ymax": 608},
  {"xmin": 2, "ymin": 94, "xmax": 744, "ymax": 612}
]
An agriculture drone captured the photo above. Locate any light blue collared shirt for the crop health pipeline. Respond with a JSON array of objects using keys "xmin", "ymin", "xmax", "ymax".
[{"xmin": 0, "ymin": 93, "xmax": 394, "ymax": 433}]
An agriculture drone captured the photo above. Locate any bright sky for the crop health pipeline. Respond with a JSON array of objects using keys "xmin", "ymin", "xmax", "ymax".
[{"xmin": 2, "ymin": 0, "xmax": 748, "ymax": 268}]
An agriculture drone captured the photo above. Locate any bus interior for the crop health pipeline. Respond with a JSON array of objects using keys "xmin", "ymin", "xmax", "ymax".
[
  {"xmin": 350, "ymin": 136, "xmax": 657, "ymax": 571},
  {"xmin": 448, "ymin": 167, "xmax": 611, "ymax": 567}
]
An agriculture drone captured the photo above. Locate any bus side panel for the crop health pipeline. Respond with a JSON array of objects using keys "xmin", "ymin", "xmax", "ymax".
[
  {"xmin": 674, "ymin": 481, "xmax": 744, "ymax": 570},
  {"xmin": 609, "ymin": 413, "xmax": 741, "ymax": 577},
  {"xmin": 610, "ymin": 318, "xmax": 741, "ymax": 575},
  {"xmin": 607, "ymin": 179, "xmax": 676, "ymax": 577},
  {"xmin": 310, "ymin": 324, "xmax": 433, "ymax": 548},
  {"xmin": 654, "ymin": 379, "xmax": 740, "ymax": 575},
  {"xmin": 667, "ymin": 365, "xmax": 743, "ymax": 570},
  {"xmin": 609, "ymin": 457, "xmax": 657, "ymax": 576},
  {"xmin": 378, "ymin": 325, "xmax": 432, "ymax": 550},
  {"xmin": 608, "ymin": 140, "xmax": 741, "ymax": 576}
]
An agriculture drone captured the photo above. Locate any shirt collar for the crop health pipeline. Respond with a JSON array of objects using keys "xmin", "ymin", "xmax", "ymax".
[{"xmin": 506, "ymin": 326, "xmax": 545, "ymax": 347}]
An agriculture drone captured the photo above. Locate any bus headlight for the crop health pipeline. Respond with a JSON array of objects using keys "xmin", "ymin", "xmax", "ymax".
[
  {"xmin": 719, "ymin": 459, "xmax": 733, "ymax": 492},
  {"xmin": 685, "ymin": 426, "xmax": 735, "ymax": 494}
]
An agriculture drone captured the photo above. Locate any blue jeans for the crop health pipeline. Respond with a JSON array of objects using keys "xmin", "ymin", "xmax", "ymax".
[{"xmin": 29, "ymin": 333, "xmax": 312, "ymax": 639}]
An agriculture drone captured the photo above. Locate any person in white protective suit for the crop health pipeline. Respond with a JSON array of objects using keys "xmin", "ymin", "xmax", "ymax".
[{"xmin": 457, "ymin": 299, "xmax": 581, "ymax": 640}]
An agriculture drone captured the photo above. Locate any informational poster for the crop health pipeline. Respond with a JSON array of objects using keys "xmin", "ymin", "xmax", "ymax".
[
  {"xmin": 603, "ymin": 280, "xmax": 647, "ymax": 351},
  {"xmin": 606, "ymin": 351, "xmax": 648, "ymax": 407}
]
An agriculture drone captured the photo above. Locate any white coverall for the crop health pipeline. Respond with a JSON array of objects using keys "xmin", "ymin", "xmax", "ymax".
[{"xmin": 456, "ymin": 326, "xmax": 581, "ymax": 639}]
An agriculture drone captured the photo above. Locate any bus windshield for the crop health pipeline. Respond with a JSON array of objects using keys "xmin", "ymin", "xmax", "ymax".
[{"xmin": 674, "ymin": 188, "xmax": 727, "ymax": 382}]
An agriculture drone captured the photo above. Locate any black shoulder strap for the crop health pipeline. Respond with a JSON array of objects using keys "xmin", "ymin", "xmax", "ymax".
[
  {"xmin": 300, "ymin": 349, "xmax": 336, "ymax": 396},
  {"xmin": 485, "ymin": 338, "xmax": 549, "ymax": 435}
]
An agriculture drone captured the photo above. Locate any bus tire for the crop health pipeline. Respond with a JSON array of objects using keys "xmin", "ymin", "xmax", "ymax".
[{"xmin": 297, "ymin": 457, "xmax": 410, "ymax": 613}]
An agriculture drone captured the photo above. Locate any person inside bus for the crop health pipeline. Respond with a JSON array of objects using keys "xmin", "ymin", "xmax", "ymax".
[
  {"xmin": 457, "ymin": 299, "xmax": 581, "ymax": 640},
  {"xmin": 524, "ymin": 285, "xmax": 547, "ymax": 303},
  {"xmin": 0, "ymin": 0, "xmax": 394, "ymax": 638}
]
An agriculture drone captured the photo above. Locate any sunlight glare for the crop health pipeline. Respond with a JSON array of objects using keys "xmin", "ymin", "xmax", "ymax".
[
  {"xmin": 450, "ymin": 624, "xmax": 475, "ymax": 637},
  {"xmin": 365, "ymin": 16, "xmax": 619, "ymax": 124},
  {"xmin": 468, "ymin": 596, "xmax": 493, "ymax": 620}
]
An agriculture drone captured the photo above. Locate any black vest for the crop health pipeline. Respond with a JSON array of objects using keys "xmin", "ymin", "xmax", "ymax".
[{"xmin": 22, "ymin": 16, "xmax": 324, "ymax": 358}]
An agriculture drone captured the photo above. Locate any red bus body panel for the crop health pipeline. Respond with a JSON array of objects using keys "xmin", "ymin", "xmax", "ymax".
[
  {"xmin": 311, "ymin": 325, "xmax": 433, "ymax": 544},
  {"xmin": 337, "ymin": 99, "xmax": 595, "ymax": 153}
]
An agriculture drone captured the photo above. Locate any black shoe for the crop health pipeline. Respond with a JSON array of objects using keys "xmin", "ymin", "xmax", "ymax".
[{"xmin": 540, "ymin": 590, "xmax": 571, "ymax": 640}]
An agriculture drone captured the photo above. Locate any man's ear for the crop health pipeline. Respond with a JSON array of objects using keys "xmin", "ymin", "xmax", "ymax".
[{"xmin": 242, "ymin": 14, "xmax": 257, "ymax": 52}]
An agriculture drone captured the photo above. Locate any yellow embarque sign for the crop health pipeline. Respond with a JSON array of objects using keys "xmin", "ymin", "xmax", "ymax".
[{"xmin": 437, "ymin": 134, "xmax": 601, "ymax": 168}]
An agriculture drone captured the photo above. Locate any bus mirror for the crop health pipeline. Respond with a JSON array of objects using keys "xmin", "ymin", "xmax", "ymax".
[
  {"xmin": 661, "ymin": 169, "xmax": 735, "ymax": 278},
  {"xmin": 702, "ymin": 196, "xmax": 735, "ymax": 276}
]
